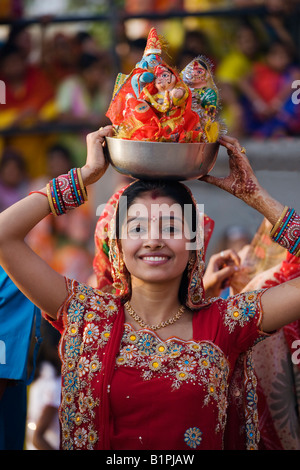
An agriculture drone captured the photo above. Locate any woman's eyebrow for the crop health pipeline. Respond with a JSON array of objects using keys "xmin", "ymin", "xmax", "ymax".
[
  {"xmin": 126, "ymin": 215, "xmax": 183, "ymax": 224},
  {"xmin": 126, "ymin": 216, "xmax": 147, "ymax": 224}
]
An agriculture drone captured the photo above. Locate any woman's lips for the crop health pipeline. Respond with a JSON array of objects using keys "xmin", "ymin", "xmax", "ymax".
[{"xmin": 139, "ymin": 254, "xmax": 170, "ymax": 265}]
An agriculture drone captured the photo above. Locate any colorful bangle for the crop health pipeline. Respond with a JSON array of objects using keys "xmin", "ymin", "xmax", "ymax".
[
  {"xmin": 77, "ymin": 168, "xmax": 88, "ymax": 202},
  {"xmin": 46, "ymin": 183, "xmax": 57, "ymax": 216},
  {"xmin": 270, "ymin": 207, "xmax": 300, "ymax": 257},
  {"xmin": 57, "ymin": 173, "xmax": 75, "ymax": 211},
  {"xmin": 46, "ymin": 168, "xmax": 87, "ymax": 216},
  {"xmin": 50, "ymin": 178, "xmax": 64, "ymax": 216},
  {"xmin": 69, "ymin": 168, "xmax": 82, "ymax": 206},
  {"xmin": 269, "ymin": 206, "xmax": 289, "ymax": 238},
  {"xmin": 53, "ymin": 177, "xmax": 66, "ymax": 215}
]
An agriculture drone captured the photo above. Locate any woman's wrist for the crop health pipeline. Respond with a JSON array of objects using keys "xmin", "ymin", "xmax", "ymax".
[
  {"xmin": 243, "ymin": 186, "xmax": 285, "ymax": 226},
  {"xmin": 270, "ymin": 206, "xmax": 300, "ymax": 256},
  {"xmin": 80, "ymin": 164, "xmax": 106, "ymax": 187}
]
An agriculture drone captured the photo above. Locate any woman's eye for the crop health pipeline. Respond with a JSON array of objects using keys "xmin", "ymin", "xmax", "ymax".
[
  {"xmin": 162, "ymin": 225, "xmax": 180, "ymax": 234},
  {"xmin": 128, "ymin": 224, "xmax": 146, "ymax": 234}
]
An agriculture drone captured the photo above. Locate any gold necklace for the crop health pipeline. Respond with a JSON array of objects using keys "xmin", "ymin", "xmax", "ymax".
[{"xmin": 124, "ymin": 301, "xmax": 185, "ymax": 331}]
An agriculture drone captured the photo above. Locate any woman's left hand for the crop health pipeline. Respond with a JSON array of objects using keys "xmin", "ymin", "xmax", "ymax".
[
  {"xmin": 203, "ymin": 248, "xmax": 240, "ymax": 298},
  {"xmin": 200, "ymin": 135, "xmax": 285, "ymax": 226},
  {"xmin": 200, "ymin": 135, "xmax": 262, "ymax": 207}
]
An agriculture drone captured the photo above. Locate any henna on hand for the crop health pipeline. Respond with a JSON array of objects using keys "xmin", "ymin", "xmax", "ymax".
[
  {"xmin": 201, "ymin": 135, "xmax": 261, "ymax": 205},
  {"xmin": 200, "ymin": 135, "xmax": 285, "ymax": 225}
]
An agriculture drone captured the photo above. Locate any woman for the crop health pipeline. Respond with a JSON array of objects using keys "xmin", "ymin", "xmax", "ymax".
[{"xmin": 0, "ymin": 127, "xmax": 299, "ymax": 450}]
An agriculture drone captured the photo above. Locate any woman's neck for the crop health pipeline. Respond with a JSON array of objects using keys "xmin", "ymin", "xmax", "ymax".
[{"xmin": 128, "ymin": 277, "xmax": 183, "ymax": 325}]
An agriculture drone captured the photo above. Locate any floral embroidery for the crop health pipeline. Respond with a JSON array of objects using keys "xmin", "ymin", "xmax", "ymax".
[
  {"xmin": 138, "ymin": 333, "xmax": 157, "ymax": 355},
  {"xmin": 184, "ymin": 427, "xmax": 202, "ymax": 448},
  {"xmin": 89, "ymin": 295, "xmax": 103, "ymax": 311},
  {"xmin": 55, "ymin": 279, "xmax": 263, "ymax": 450},
  {"xmin": 223, "ymin": 290, "xmax": 265, "ymax": 333},
  {"xmin": 65, "ymin": 337, "xmax": 81, "ymax": 358},
  {"xmin": 68, "ymin": 301, "xmax": 85, "ymax": 322},
  {"xmin": 64, "ymin": 371, "xmax": 79, "ymax": 393},
  {"xmin": 116, "ymin": 324, "xmax": 230, "ymax": 433},
  {"xmin": 244, "ymin": 351, "xmax": 260, "ymax": 450},
  {"xmin": 58, "ymin": 279, "xmax": 120, "ymax": 450},
  {"xmin": 74, "ymin": 428, "xmax": 88, "ymax": 448},
  {"xmin": 177, "ymin": 354, "xmax": 197, "ymax": 371},
  {"xmin": 106, "ymin": 300, "xmax": 118, "ymax": 315},
  {"xmin": 78, "ymin": 357, "xmax": 90, "ymax": 377},
  {"xmin": 83, "ymin": 323, "xmax": 100, "ymax": 344}
]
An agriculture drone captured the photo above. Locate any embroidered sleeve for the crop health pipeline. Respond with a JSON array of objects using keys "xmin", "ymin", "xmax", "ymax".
[
  {"xmin": 220, "ymin": 289, "xmax": 269, "ymax": 352},
  {"xmin": 47, "ymin": 278, "xmax": 121, "ymax": 450},
  {"xmin": 44, "ymin": 277, "xmax": 120, "ymax": 334}
]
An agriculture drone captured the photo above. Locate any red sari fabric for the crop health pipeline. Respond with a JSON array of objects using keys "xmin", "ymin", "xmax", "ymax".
[{"xmin": 46, "ymin": 279, "xmax": 269, "ymax": 450}]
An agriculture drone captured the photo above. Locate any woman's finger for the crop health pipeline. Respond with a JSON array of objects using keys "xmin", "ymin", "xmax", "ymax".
[
  {"xmin": 200, "ymin": 174, "xmax": 225, "ymax": 188},
  {"xmin": 219, "ymin": 248, "xmax": 241, "ymax": 267},
  {"xmin": 219, "ymin": 136, "xmax": 247, "ymax": 157}
]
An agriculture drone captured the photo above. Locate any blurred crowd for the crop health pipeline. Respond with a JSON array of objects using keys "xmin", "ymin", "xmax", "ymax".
[{"xmin": 0, "ymin": 0, "xmax": 299, "ymax": 449}]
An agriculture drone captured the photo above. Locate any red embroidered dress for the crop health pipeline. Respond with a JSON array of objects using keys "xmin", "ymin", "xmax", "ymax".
[{"xmin": 48, "ymin": 278, "xmax": 268, "ymax": 450}]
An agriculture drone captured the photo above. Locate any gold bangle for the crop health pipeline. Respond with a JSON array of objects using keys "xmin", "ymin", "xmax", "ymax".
[
  {"xmin": 46, "ymin": 183, "xmax": 57, "ymax": 216},
  {"xmin": 294, "ymin": 246, "xmax": 300, "ymax": 257},
  {"xmin": 77, "ymin": 168, "xmax": 88, "ymax": 202},
  {"xmin": 270, "ymin": 206, "xmax": 289, "ymax": 237}
]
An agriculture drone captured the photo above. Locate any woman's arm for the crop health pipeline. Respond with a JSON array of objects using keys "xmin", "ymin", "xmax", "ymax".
[
  {"xmin": 0, "ymin": 126, "xmax": 114, "ymax": 319},
  {"xmin": 201, "ymin": 135, "xmax": 300, "ymax": 332},
  {"xmin": 260, "ymin": 278, "xmax": 300, "ymax": 332}
]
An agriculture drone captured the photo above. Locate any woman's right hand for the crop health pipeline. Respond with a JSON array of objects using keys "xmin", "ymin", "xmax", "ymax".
[{"xmin": 81, "ymin": 125, "xmax": 114, "ymax": 186}]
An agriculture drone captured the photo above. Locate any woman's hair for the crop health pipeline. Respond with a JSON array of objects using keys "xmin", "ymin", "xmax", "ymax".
[
  {"xmin": 116, "ymin": 179, "xmax": 197, "ymax": 236},
  {"xmin": 115, "ymin": 179, "xmax": 198, "ymax": 305}
]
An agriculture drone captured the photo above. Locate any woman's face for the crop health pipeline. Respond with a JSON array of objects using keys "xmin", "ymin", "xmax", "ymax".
[{"xmin": 119, "ymin": 192, "xmax": 192, "ymax": 286}]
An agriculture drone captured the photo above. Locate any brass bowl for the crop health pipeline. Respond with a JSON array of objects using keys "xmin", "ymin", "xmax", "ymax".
[{"xmin": 105, "ymin": 137, "xmax": 219, "ymax": 181}]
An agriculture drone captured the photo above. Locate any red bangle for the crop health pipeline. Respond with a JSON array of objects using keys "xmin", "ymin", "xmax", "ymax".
[{"xmin": 29, "ymin": 191, "xmax": 48, "ymax": 197}]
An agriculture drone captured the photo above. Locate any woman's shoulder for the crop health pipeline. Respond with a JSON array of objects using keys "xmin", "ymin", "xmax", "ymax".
[
  {"xmin": 64, "ymin": 277, "xmax": 122, "ymax": 312},
  {"xmin": 192, "ymin": 289, "xmax": 268, "ymax": 352},
  {"xmin": 193, "ymin": 289, "xmax": 267, "ymax": 332},
  {"xmin": 47, "ymin": 277, "xmax": 123, "ymax": 333}
]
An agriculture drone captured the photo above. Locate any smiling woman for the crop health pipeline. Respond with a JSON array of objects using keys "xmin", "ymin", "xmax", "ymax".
[
  {"xmin": 1, "ymin": 126, "xmax": 300, "ymax": 451},
  {"xmin": 114, "ymin": 180, "xmax": 201, "ymax": 312}
]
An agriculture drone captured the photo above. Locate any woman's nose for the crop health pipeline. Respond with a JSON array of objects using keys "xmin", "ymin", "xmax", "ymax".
[{"xmin": 142, "ymin": 230, "xmax": 165, "ymax": 249}]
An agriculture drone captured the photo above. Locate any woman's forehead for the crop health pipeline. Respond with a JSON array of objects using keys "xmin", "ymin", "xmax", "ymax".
[{"xmin": 127, "ymin": 193, "xmax": 184, "ymax": 219}]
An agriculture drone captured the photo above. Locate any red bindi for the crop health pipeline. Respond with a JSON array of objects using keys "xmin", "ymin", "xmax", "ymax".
[{"xmin": 150, "ymin": 190, "xmax": 160, "ymax": 200}]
